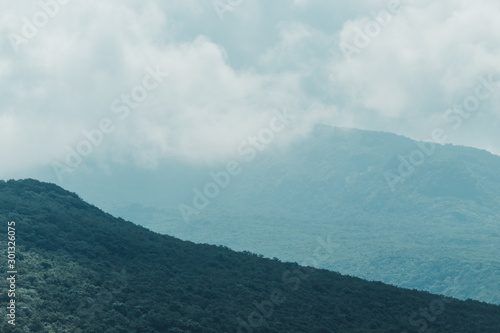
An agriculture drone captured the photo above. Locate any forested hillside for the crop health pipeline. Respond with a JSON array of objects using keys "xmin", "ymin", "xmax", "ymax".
[{"xmin": 1, "ymin": 179, "xmax": 500, "ymax": 332}]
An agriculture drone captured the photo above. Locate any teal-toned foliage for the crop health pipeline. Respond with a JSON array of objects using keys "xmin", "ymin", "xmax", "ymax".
[{"xmin": 0, "ymin": 179, "xmax": 499, "ymax": 332}]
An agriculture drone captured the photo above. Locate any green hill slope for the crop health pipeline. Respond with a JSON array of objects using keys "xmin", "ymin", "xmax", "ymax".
[{"xmin": 0, "ymin": 179, "xmax": 499, "ymax": 332}]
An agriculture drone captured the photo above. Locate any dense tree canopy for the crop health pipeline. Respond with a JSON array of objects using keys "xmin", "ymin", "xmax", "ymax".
[{"xmin": 0, "ymin": 179, "xmax": 499, "ymax": 332}]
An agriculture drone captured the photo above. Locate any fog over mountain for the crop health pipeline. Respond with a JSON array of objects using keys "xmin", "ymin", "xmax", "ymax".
[
  {"xmin": 2, "ymin": 0, "xmax": 500, "ymax": 179},
  {"xmin": 2, "ymin": 0, "xmax": 500, "ymax": 331}
]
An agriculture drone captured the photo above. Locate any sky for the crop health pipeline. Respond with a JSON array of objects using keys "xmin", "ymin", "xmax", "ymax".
[{"xmin": 1, "ymin": 0, "xmax": 500, "ymax": 183}]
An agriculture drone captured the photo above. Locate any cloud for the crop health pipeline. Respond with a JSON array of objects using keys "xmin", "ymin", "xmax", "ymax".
[
  {"xmin": 0, "ymin": 0, "xmax": 499, "ymax": 180},
  {"xmin": 330, "ymin": 0, "xmax": 500, "ymax": 143},
  {"xmin": 0, "ymin": 0, "xmax": 331, "ymax": 179}
]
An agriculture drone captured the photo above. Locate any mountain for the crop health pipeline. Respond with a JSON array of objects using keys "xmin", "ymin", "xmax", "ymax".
[
  {"xmin": 95, "ymin": 125, "xmax": 500, "ymax": 304},
  {"xmin": 1, "ymin": 179, "xmax": 500, "ymax": 332}
]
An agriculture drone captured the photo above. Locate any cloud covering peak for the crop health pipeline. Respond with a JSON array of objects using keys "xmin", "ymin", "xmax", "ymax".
[{"xmin": 1, "ymin": 0, "xmax": 499, "ymax": 180}]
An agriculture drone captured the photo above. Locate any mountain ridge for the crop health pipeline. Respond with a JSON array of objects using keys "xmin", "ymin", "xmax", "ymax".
[{"xmin": 93, "ymin": 125, "xmax": 500, "ymax": 304}]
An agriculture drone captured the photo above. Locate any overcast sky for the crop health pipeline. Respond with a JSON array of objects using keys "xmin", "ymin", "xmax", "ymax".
[{"xmin": 1, "ymin": 0, "xmax": 500, "ymax": 181}]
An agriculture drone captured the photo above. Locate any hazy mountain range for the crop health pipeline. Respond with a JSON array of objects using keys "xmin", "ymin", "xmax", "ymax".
[{"xmin": 78, "ymin": 125, "xmax": 500, "ymax": 305}]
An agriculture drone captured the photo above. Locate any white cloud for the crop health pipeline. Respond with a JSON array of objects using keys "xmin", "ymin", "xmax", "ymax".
[
  {"xmin": 0, "ymin": 0, "xmax": 500, "ymax": 180},
  {"xmin": 330, "ymin": 0, "xmax": 500, "ymax": 143},
  {"xmin": 0, "ymin": 0, "xmax": 328, "ymax": 178}
]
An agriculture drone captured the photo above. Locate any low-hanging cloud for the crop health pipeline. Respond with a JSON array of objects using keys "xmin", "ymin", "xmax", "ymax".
[
  {"xmin": 331, "ymin": 0, "xmax": 500, "ymax": 148},
  {"xmin": 1, "ymin": 0, "xmax": 499, "ymax": 180}
]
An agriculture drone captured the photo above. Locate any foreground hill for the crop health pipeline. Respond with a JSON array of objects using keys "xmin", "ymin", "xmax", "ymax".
[
  {"xmin": 0, "ymin": 179, "xmax": 500, "ymax": 332},
  {"xmin": 102, "ymin": 125, "xmax": 500, "ymax": 304}
]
